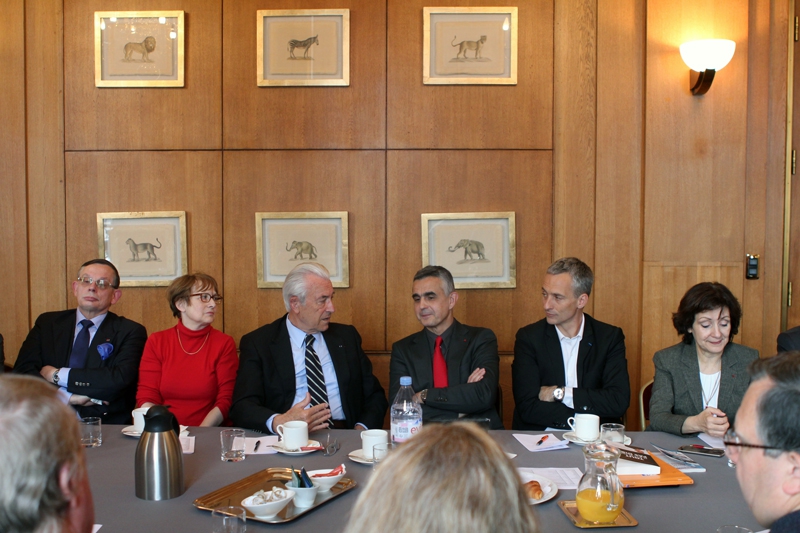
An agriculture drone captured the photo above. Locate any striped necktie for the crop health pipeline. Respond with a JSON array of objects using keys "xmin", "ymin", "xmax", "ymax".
[{"xmin": 305, "ymin": 334, "xmax": 330, "ymax": 407}]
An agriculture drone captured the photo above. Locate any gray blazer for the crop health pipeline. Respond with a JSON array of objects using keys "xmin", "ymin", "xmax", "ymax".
[{"xmin": 647, "ymin": 341, "xmax": 758, "ymax": 436}]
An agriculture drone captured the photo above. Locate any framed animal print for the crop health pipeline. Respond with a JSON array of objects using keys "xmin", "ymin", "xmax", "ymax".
[
  {"xmin": 94, "ymin": 11, "xmax": 185, "ymax": 87},
  {"xmin": 256, "ymin": 212, "xmax": 349, "ymax": 288},
  {"xmin": 423, "ymin": 7, "xmax": 518, "ymax": 85},
  {"xmin": 257, "ymin": 9, "xmax": 350, "ymax": 87},
  {"xmin": 422, "ymin": 212, "xmax": 516, "ymax": 289},
  {"xmin": 97, "ymin": 211, "xmax": 188, "ymax": 287}
]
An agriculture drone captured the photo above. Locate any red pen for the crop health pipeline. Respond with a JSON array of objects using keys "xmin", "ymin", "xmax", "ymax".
[
  {"xmin": 690, "ymin": 444, "xmax": 713, "ymax": 449},
  {"xmin": 536, "ymin": 435, "xmax": 549, "ymax": 446}
]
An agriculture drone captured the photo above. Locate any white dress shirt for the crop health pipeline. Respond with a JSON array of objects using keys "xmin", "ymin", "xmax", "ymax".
[{"xmin": 555, "ymin": 314, "xmax": 586, "ymax": 409}]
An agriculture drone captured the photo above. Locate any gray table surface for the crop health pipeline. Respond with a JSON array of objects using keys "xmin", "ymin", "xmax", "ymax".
[{"xmin": 88, "ymin": 426, "xmax": 761, "ymax": 532}]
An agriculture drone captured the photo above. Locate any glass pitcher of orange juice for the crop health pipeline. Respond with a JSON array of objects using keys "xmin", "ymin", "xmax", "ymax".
[{"xmin": 576, "ymin": 443, "xmax": 624, "ymax": 524}]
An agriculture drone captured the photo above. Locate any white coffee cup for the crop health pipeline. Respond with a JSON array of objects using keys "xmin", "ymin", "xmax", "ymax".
[
  {"xmin": 567, "ymin": 413, "xmax": 600, "ymax": 441},
  {"xmin": 276, "ymin": 420, "xmax": 308, "ymax": 450},
  {"xmin": 361, "ymin": 429, "xmax": 389, "ymax": 460},
  {"xmin": 132, "ymin": 407, "xmax": 149, "ymax": 433}
]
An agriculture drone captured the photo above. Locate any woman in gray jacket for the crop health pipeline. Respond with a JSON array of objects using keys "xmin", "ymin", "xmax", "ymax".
[{"xmin": 647, "ymin": 282, "xmax": 758, "ymax": 437}]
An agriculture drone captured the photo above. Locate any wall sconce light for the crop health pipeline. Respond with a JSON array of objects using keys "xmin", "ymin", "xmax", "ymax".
[{"xmin": 679, "ymin": 39, "xmax": 736, "ymax": 96}]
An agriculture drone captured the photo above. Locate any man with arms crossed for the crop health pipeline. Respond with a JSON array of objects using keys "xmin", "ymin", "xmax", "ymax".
[
  {"xmin": 726, "ymin": 352, "xmax": 800, "ymax": 532},
  {"xmin": 14, "ymin": 259, "xmax": 147, "ymax": 424},
  {"xmin": 0, "ymin": 374, "xmax": 95, "ymax": 533},
  {"xmin": 512, "ymin": 257, "xmax": 630, "ymax": 430},
  {"xmin": 390, "ymin": 266, "xmax": 502, "ymax": 428},
  {"xmin": 231, "ymin": 262, "xmax": 387, "ymax": 433}
]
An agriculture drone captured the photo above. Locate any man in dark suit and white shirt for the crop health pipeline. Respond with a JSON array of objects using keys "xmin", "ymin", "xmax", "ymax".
[
  {"xmin": 14, "ymin": 259, "xmax": 147, "ymax": 424},
  {"xmin": 230, "ymin": 262, "xmax": 387, "ymax": 433},
  {"xmin": 512, "ymin": 257, "xmax": 630, "ymax": 431},
  {"xmin": 389, "ymin": 266, "xmax": 502, "ymax": 428}
]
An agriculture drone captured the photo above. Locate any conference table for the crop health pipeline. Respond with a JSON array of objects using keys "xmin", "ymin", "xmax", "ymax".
[{"xmin": 88, "ymin": 426, "xmax": 761, "ymax": 532}]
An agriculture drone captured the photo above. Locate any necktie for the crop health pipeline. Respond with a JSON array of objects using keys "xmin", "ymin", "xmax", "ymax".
[
  {"xmin": 305, "ymin": 334, "xmax": 330, "ymax": 407},
  {"xmin": 433, "ymin": 335, "xmax": 448, "ymax": 388},
  {"xmin": 69, "ymin": 319, "xmax": 94, "ymax": 369}
]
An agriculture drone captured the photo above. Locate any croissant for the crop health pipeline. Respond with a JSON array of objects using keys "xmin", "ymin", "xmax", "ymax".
[{"xmin": 524, "ymin": 480, "xmax": 544, "ymax": 500}]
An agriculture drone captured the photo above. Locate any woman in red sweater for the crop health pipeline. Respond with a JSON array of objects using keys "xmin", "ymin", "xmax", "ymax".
[{"xmin": 136, "ymin": 273, "xmax": 239, "ymax": 426}]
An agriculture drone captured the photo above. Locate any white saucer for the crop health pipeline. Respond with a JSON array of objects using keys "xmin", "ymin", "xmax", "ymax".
[
  {"xmin": 564, "ymin": 432, "xmax": 631, "ymax": 446},
  {"xmin": 346, "ymin": 449, "xmax": 374, "ymax": 465},
  {"xmin": 518, "ymin": 473, "xmax": 559, "ymax": 505},
  {"xmin": 121, "ymin": 426, "xmax": 141, "ymax": 438},
  {"xmin": 272, "ymin": 440, "xmax": 321, "ymax": 455}
]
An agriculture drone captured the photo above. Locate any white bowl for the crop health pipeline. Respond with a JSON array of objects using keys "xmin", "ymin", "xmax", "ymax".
[
  {"xmin": 307, "ymin": 467, "xmax": 346, "ymax": 492},
  {"xmin": 241, "ymin": 490, "xmax": 295, "ymax": 518},
  {"xmin": 285, "ymin": 480, "xmax": 319, "ymax": 508}
]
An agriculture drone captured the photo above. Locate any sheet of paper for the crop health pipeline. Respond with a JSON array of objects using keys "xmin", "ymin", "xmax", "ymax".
[
  {"xmin": 92, "ymin": 526, "xmax": 102, "ymax": 533},
  {"xmin": 246, "ymin": 436, "xmax": 279, "ymax": 455},
  {"xmin": 513, "ymin": 433, "xmax": 570, "ymax": 452},
  {"xmin": 517, "ymin": 467, "xmax": 583, "ymax": 489},
  {"xmin": 698, "ymin": 433, "xmax": 725, "ymax": 449}
]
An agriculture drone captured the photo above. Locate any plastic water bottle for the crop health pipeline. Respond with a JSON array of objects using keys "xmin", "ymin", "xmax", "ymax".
[{"xmin": 391, "ymin": 376, "xmax": 423, "ymax": 443}]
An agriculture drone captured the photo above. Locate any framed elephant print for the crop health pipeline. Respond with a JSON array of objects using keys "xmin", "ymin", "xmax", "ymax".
[
  {"xmin": 97, "ymin": 211, "xmax": 188, "ymax": 287},
  {"xmin": 256, "ymin": 212, "xmax": 349, "ymax": 288},
  {"xmin": 423, "ymin": 7, "xmax": 518, "ymax": 85},
  {"xmin": 421, "ymin": 212, "xmax": 516, "ymax": 289},
  {"xmin": 94, "ymin": 11, "xmax": 185, "ymax": 87},
  {"xmin": 257, "ymin": 9, "xmax": 350, "ymax": 87}
]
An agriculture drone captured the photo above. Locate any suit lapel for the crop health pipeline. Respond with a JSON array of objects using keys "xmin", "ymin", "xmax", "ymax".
[
  {"xmin": 54, "ymin": 311, "xmax": 77, "ymax": 367},
  {"xmin": 272, "ymin": 317, "xmax": 300, "ymax": 400},
  {"xmin": 680, "ymin": 343, "xmax": 704, "ymax": 413},
  {"xmin": 544, "ymin": 325, "xmax": 567, "ymax": 383},
  {"xmin": 323, "ymin": 328, "xmax": 351, "ymax": 420},
  {"xmin": 86, "ymin": 313, "xmax": 116, "ymax": 367},
  {"xmin": 576, "ymin": 316, "xmax": 594, "ymax": 384},
  {"xmin": 408, "ymin": 330, "xmax": 433, "ymax": 387},
  {"xmin": 447, "ymin": 322, "xmax": 469, "ymax": 384}
]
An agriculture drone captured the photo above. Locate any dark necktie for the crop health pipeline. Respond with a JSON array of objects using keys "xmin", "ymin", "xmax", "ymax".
[
  {"xmin": 433, "ymin": 335, "xmax": 448, "ymax": 387},
  {"xmin": 305, "ymin": 334, "xmax": 330, "ymax": 407},
  {"xmin": 69, "ymin": 319, "xmax": 94, "ymax": 369}
]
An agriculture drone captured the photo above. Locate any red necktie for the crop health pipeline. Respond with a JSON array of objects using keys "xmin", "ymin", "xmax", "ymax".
[{"xmin": 433, "ymin": 336, "xmax": 448, "ymax": 388}]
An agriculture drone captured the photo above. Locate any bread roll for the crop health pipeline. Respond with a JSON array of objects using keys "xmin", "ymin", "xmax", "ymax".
[{"xmin": 525, "ymin": 480, "xmax": 543, "ymax": 500}]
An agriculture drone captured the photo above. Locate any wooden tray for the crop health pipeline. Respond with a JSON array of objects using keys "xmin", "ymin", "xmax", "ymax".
[
  {"xmin": 558, "ymin": 500, "xmax": 638, "ymax": 528},
  {"xmin": 193, "ymin": 467, "xmax": 357, "ymax": 524}
]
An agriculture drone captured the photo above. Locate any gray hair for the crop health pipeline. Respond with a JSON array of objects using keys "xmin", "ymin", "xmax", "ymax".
[
  {"xmin": 748, "ymin": 352, "xmax": 800, "ymax": 457},
  {"xmin": 546, "ymin": 257, "xmax": 594, "ymax": 297},
  {"xmin": 0, "ymin": 375, "xmax": 86, "ymax": 533},
  {"xmin": 282, "ymin": 262, "xmax": 331, "ymax": 311},
  {"xmin": 345, "ymin": 422, "xmax": 539, "ymax": 533},
  {"xmin": 413, "ymin": 265, "xmax": 455, "ymax": 295}
]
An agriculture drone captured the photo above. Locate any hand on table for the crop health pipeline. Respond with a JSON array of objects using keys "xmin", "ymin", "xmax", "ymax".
[
  {"xmin": 683, "ymin": 407, "xmax": 729, "ymax": 437},
  {"xmin": 274, "ymin": 393, "xmax": 331, "ymax": 432}
]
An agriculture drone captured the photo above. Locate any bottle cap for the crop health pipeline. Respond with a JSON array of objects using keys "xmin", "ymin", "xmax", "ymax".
[{"xmin": 400, "ymin": 376, "xmax": 412, "ymax": 386}]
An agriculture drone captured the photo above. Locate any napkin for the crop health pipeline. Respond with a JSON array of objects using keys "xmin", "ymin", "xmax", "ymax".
[
  {"xmin": 180, "ymin": 436, "xmax": 195, "ymax": 454},
  {"xmin": 246, "ymin": 436, "xmax": 279, "ymax": 455},
  {"xmin": 513, "ymin": 433, "xmax": 570, "ymax": 452}
]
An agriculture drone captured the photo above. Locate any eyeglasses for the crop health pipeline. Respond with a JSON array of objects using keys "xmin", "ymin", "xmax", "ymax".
[
  {"xmin": 77, "ymin": 276, "xmax": 116, "ymax": 290},
  {"xmin": 723, "ymin": 428, "xmax": 784, "ymax": 454},
  {"xmin": 190, "ymin": 293, "xmax": 223, "ymax": 303}
]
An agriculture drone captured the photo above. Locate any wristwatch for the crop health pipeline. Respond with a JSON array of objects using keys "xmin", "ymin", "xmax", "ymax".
[
  {"xmin": 553, "ymin": 387, "xmax": 565, "ymax": 402},
  {"xmin": 52, "ymin": 369, "xmax": 60, "ymax": 385},
  {"xmin": 419, "ymin": 389, "xmax": 428, "ymax": 404}
]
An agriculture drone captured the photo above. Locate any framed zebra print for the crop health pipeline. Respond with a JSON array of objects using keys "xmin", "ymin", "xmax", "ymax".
[{"xmin": 257, "ymin": 9, "xmax": 350, "ymax": 87}]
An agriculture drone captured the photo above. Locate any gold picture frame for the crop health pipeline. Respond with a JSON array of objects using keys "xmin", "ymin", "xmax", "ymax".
[
  {"xmin": 97, "ymin": 211, "xmax": 188, "ymax": 287},
  {"xmin": 94, "ymin": 10, "xmax": 185, "ymax": 87},
  {"xmin": 256, "ymin": 212, "xmax": 349, "ymax": 288},
  {"xmin": 257, "ymin": 9, "xmax": 350, "ymax": 87},
  {"xmin": 422, "ymin": 212, "xmax": 516, "ymax": 289},
  {"xmin": 423, "ymin": 6, "xmax": 518, "ymax": 85}
]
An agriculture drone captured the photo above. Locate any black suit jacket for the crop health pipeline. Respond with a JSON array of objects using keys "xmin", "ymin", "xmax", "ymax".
[
  {"xmin": 389, "ymin": 320, "xmax": 502, "ymax": 429},
  {"xmin": 777, "ymin": 326, "xmax": 800, "ymax": 353},
  {"xmin": 230, "ymin": 315, "xmax": 388, "ymax": 431},
  {"xmin": 511, "ymin": 314, "xmax": 630, "ymax": 430},
  {"xmin": 13, "ymin": 309, "xmax": 147, "ymax": 424}
]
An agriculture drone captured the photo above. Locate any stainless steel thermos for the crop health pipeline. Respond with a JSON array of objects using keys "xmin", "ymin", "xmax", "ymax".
[{"xmin": 134, "ymin": 405, "xmax": 185, "ymax": 500}]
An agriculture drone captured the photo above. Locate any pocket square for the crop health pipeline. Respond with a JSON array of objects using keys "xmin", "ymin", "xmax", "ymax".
[{"xmin": 97, "ymin": 343, "xmax": 114, "ymax": 361}]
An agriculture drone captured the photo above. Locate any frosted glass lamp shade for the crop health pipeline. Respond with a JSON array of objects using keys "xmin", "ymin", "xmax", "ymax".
[{"xmin": 679, "ymin": 39, "xmax": 736, "ymax": 72}]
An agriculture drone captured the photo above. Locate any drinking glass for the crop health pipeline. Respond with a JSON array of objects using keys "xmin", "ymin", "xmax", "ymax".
[
  {"xmin": 80, "ymin": 417, "xmax": 102, "ymax": 447},
  {"xmin": 600, "ymin": 423, "xmax": 625, "ymax": 444},
  {"xmin": 372, "ymin": 442, "xmax": 396, "ymax": 471},
  {"xmin": 716, "ymin": 526, "xmax": 752, "ymax": 533},
  {"xmin": 212, "ymin": 506, "xmax": 246, "ymax": 533},
  {"xmin": 220, "ymin": 429, "xmax": 246, "ymax": 462}
]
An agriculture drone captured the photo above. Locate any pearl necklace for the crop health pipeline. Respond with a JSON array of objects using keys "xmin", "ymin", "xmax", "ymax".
[{"xmin": 177, "ymin": 327, "xmax": 210, "ymax": 355}]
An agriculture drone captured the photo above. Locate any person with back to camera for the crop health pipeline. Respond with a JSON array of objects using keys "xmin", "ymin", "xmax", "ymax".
[
  {"xmin": 136, "ymin": 273, "xmax": 239, "ymax": 426},
  {"xmin": 647, "ymin": 281, "xmax": 759, "ymax": 437},
  {"xmin": 345, "ymin": 421, "xmax": 539, "ymax": 533}
]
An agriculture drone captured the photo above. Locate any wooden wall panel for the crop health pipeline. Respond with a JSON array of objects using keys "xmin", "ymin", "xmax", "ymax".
[
  {"xmin": 386, "ymin": 0, "xmax": 553, "ymax": 149},
  {"xmin": 640, "ymin": 263, "xmax": 745, "ymax": 383},
  {"xmin": 222, "ymin": 0, "xmax": 386, "ymax": 149},
  {"xmin": 386, "ymin": 150, "xmax": 553, "ymax": 352},
  {"xmin": 0, "ymin": 0, "xmax": 29, "ymax": 366},
  {"xmin": 595, "ymin": 0, "xmax": 645, "ymax": 427},
  {"xmin": 64, "ymin": 0, "xmax": 222, "ymax": 150},
  {"xmin": 222, "ymin": 151, "xmax": 386, "ymax": 348},
  {"xmin": 553, "ymin": 0, "xmax": 596, "ymax": 277},
  {"xmin": 65, "ymin": 152, "xmax": 223, "ymax": 336},
  {"xmin": 644, "ymin": 0, "xmax": 749, "ymax": 263},
  {"xmin": 26, "ymin": 0, "xmax": 67, "ymax": 326}
]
